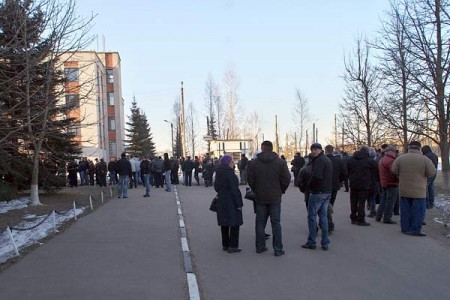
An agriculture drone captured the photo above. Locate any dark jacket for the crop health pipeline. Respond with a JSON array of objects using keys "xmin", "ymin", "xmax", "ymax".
[
  {"xmin": 247, "ymin": 151, "xmax": 291, "ymax": 204},
  {"xmin": 214, "ymin": 164, "xmax": 243, "ymax": 226},
  {"xmin": 116, "ymin": 157, "xmax": 132, "ymax": 177},
  {"xmin": 297, "ymin": 164, "xmax": 312, "ymax": 194},
  {"xmin": 347, "ymin": 151, "xmax": 377, "ymax": 190},
  {"xmin": 140, "ymin": 159, "xmax": 152, "ymax": 175},
  {"xmin": 326, "ymin": 154, "xmax": 347, "ymax": 191},
  {"xmin": 183, "ymin": 159, "xmax": 195, "ymax": 172},
  {"xmin": 107, "ymin": 161, "xmax": 116, "ymax": 172},
  {"xmin": 422, "ymin": 148, "xmax": 438, "ymax": 168},
  {"xmin": 308, "ymin": 151, "xmax": 333, "ymax": 194},
  {"xmin": 152, "ymin": 159, "xmax": 164, "ymax": 173},
  {"xmin": 238, "ymin": 156, "xmax": 249, "ymax": 171},
  {"xmin": 291, "ymin": 155, "xmax": 306, "ymax": 175},
  {"xmin": 163, "ymin": 158, "xmax": 171, "ymax": 172}
]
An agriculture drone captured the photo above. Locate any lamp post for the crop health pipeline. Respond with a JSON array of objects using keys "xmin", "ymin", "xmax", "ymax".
[{"xmin": 164, "ymin": 120, "xmax": 174, "ymax": 156}]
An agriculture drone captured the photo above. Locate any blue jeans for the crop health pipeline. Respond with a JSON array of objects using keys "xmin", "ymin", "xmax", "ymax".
[
  {"xmin": 79, "ymin": 171, "xmax": 86, "ymax": 185},
  {"xmin": 307, "ymin": 193, "xmax": 330, "ymax": 246},
  {"xmin": 118, "ymin": 175, "xmax": 130, "ymax": 198},
  {"xmin": 400, "ymin": 197, "xmax": 426, "ymax": 234},
  {"xmin": 377, "ymin": 186, "xmax": 398, "ymax": 222},
  {"xmin": 144, "ymin": 174, "xmax": 151, "ymax": 195},
  {"xmin": 255, "ymin": 202, "xmax": 283, "ymax": 252},
  {"xmin": 426, "ymin": 174, "xmax": 436, "ymax": 209},
  {"xmin": 165, "ymin": 170, "xmax": 172, "ymax": 191}
]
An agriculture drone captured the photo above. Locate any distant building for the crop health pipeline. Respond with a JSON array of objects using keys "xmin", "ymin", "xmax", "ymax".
[
  {"xmin": 60, "ymin": 51, "xmax": 125, "ymax": 161},
  {"xmin": 209, "ymin": 139, "xmax": 253, "ymax": 161}
]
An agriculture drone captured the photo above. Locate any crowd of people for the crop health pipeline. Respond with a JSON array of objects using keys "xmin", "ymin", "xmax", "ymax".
[
  {"xmin": 66, "ymin": 139, "xmax": 438, "ymax": 255},
  {"xmin": 213, "ymin": 140, "xmax": 437, "ymax": 256}
]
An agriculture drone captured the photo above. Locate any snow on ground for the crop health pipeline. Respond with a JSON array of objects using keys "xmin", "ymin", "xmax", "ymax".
[
  {"xmin": 0, "ymin": 200, "xmax": 86, "ymax": 264},
  {"xmin": 433, "ymin": 196, "xmax": 450, "ymax": 237},
  {"xmin": 0, "ymin": 198, "xmax": 30, "ymax": 214}
]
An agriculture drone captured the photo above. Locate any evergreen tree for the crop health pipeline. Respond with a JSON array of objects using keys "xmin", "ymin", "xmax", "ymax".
[
  {"xmin": 174, "ymin": 121, "xmax": 183, "ymax": 157},
  {"xmin": 0, "ymin": 0, "xmax": 85, "ymax": 201},
  {"xmin": 209, "ymin": 114, "xmax": 218, "ymax": 140},
  {"xmin": 125, "ymin": 97, "xmax": 156, "ymax": 158}
]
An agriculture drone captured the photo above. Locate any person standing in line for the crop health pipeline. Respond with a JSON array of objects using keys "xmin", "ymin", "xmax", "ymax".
[
  {"xmin": 421, "ymin": 145, "xmax": 438, "ymax": 209},
  {"xmin": 296, "ymin": 153, "xmax": 314, "ymax": 209},
  {"xmin": 367, "ymin": 148, "xmax": 380, "ymax": 218},
  {"xmin": 88, "ymin": 160, "xmax": 95, "ymax": 186},
  {"xmin": 171, "ymin": 157, "xmax": 180, "ymax": 185},
  {"xmin": 341, "ymin": 152, "xmax": 350, "ymax": 192},
  {"xmin": 152, "ymin": 156, "xmax": 164, "ymax": 188},
  {"xmin": 129, "ymin": 156, "xmax": 137, "ymax": 189},
  {"xmin": 140, "ymin": 156, "xmax": 152, "ymax": 197},
  {"xmin": 214, "ymin": 155, "xmax": 244, "ymax": 253},
  {"xmin": 78, "ymin": 158, "xmax": 87, "ymax": 186},
  {"xmin": 247, "ymin": 141, "xmax": 291, "ymax": 257},
  {"xmin": 134, "ymin": 156, "xmax": 142, "ymax": 187},
  {"xmin": 392, "ymin": 141, "xmax": 436, "ymax": 236},
  {"xmin": 183, "ymin": 156, "xmax": 195, "ymax": 186},
  {"xmin": 301, "ymin": 143, "xmax": 333, "ymax": 251},
  {"xmin": 347, "ymin": 146, "xmax": 377, "ymax": 226},
  {"xmin": 324, "ymin": 145, "xmax": 347, "ymax": 234},
  {"xmin": 203, "ymin": 153, "xmax": 214, "ymax": 187},
  {"xmin": 163, "ymin": 153, "xmax": 172, "ymax": 192},
  {"xmin": 97, "ymin": 158, "xmax": 107, "ymax": 187},
  {"xmin": 376, "ymin": 145, "xmax": 398, "ymax": 224},
  {"xmin": 238, "ymin": 153, "xmax": 249, "ymax": 185},
  {"xmin": 291, "ymin": 152, "xmax": 306, "ymax": 187},
  {"xmin": 108, "ymin": 157, "xmax": 118, "ymax": 185},
  {"xmin": 193, "ymin": 156, "xmax": 202, "ymax": 186},
  {"xmin": 67, "ymin": 160, "xmax": 79, "ymax": 187},
  {"xmin": 116, "ymin": 152, "xmax": 132, "ymax": 198}
]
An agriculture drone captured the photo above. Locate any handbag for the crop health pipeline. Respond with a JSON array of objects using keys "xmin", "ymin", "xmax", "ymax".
[
  {"xmin": 209, "ymin": 195, "xmax": 218, "ymax": 212},
  {"xmin": 244, "ymin": 187, "xmax": 256, "ymax": 201}
]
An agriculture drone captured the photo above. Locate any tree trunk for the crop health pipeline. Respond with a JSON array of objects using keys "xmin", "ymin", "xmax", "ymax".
[{"xmin": 30, "ymin": 150, "xmax": 41, "ymax": 205}]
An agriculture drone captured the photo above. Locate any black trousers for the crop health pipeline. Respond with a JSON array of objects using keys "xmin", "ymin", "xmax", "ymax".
[
  {"xmin": 221, "ymin": 226, "xmax": 239, "ymax": 248},
  {"xmin": 350, "ymin": 189, "xmax": 368, "ymax": 222},
  {"xmin": 184, "ymin": 170, "xmax": 192, "ymax": 186}
]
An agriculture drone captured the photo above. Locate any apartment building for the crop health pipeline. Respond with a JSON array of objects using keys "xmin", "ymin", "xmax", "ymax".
[{"xmin": 61, "ymin": 51, "xmax": 125, "ymax": 161}]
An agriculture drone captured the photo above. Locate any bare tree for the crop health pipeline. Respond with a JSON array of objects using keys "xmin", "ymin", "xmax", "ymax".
[
  {"xmin": 391, "ymin": 0, "xmax": 450, "ymax": 185},
  {"xmin": 374, "ymin": 0, "xmax": 423, "ymax": 152},
  {"xmin": 339, "ymin": 36, "xmax": 385, "ymax": 148},
  {"xmin": 243, "ymin": 111, "xmax": 262, "ymax": 155},
  {"xmin": 185, "ymin": 102, "xmax": 200, "ymax": 157},
  {"xmin": 204, "ymin": 73, "xmax": 219, "ymax": 141},
  {"xmin": 223, "ymin": 64, "xmax": 240, "ymax": 139},
  {"xmin": 292, "ymin": 89, "xmax": 311, "ymax": 153}
]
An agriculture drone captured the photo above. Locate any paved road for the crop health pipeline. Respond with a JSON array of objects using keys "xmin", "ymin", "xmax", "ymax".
[{"xmin": 0, "ymin": 183, "xmax": 449, "ymax": 299}]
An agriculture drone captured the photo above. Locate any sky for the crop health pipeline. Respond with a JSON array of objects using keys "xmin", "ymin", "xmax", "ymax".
[{"xmin": 75, "ymin": 0, "xmax": 391, "ymax": 154}]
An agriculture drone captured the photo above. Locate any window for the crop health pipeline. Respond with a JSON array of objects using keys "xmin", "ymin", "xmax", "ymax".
[
  {"xmin": 65, "ymin": 94, "xmax": 79, "ymax": 107},
  {"xmin": 67, "ymin": 122, "xmax": 81, "ymax": 136},
  {"xmin": 109, "ymin": 141, "xmax": 117, "ymax": 157},
  {"xmin": 106, "ymin": 69, "xmax": 114, "ymax": 83},
  {"xmin": 64, "ymin": 68, "xmax": 78, "ymax": 82},
  {"xmin": 107, "ymin": 92, "xmax": 115, "ymax": 106},
  {"xmin": 108, "ymin": 117, "xmax": 116, "ymax": 131}
]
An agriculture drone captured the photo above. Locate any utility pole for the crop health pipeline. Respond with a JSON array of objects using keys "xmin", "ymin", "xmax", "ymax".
[
  {"xmin": 305, "ymin": 129, "xmax": 309, "ymax": 156},
  {"xmin": 180, "ymin": 81, "xmax": 186, "ymax": 157},
  {"xmin": 312, "ymin": 123, "xmax": 316, "ymax": 143},
  {"xmin": 274, "ymin": 115, "xmax": 279, "ymax": 153},
  {"xmin": 334, "ymin": 114, "xmax": 338, "ymax": 147}
]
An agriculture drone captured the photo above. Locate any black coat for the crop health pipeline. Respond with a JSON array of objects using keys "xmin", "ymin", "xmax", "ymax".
[
  {"xmin": 116, "ymin": 158, "xmax": 132, "ymax": 177},
  {"xmin": 214, "ymin": 164, "xmax": 243, "ymax": 226},
  {"xmin": 308, "ymin": 151, "xmax": 333, "ymax": 194},
  {"xmin": 326, "ymin": 154, "xmax": 348, "ymax": 190},
  {"xmin": 347, "ymin": 151, "xmax": 377, "ymax": 190}
]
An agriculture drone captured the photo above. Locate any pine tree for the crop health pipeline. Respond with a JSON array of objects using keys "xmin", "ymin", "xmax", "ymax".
[
  {"xmin": 0, "ymin": 0, "xmax": 84, "ymax": 201},
  {"xmin": 125, "ymin": 97, "xmax": 156, "ymax": 158}
]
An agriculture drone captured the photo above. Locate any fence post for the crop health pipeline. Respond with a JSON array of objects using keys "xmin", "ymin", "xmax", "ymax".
[
  {"xmin": 6, "ymin": 226, "xmax": 20, "ymax": 257},
  {"xmin": 101, "ymin": 190, "xmax": 104, "ymax": 203},
  {"xmin": 89, "ymin": 195, "xmax": 94, "ymax": 211},
  {"xmin": 52, "ymin": 210, "xmax": 58, "ymax": 233},
  {"xmin": 73, "ymin": 201, "xmax": 77, "ymax": 220}
]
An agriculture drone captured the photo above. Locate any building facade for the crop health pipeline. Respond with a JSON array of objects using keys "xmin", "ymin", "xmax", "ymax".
[{"xmin": 61, "ymin": 51, "xmax": 125, "ymax": 161}]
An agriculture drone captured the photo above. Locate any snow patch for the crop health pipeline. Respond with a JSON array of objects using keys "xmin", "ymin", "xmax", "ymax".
[
  {"xmin": 0, "ymin": 198, "xmax": 31, "ymax": 214},
  {"xmin": 0, "ymin": 207, "xmax": 86, "ymax": 264}
]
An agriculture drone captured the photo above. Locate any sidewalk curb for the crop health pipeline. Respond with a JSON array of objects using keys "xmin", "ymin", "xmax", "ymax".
[{"xmin": 174, "ymin": 186, "xmax": 200, "ymax": 300}]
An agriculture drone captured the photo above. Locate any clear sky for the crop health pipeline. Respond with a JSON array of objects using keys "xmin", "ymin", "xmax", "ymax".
[{"xmin": 76, "ymin": 0, "xmax": 391, "ymax": 154}]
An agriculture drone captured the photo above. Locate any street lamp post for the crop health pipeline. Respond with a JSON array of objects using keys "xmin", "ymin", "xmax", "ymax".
[{"xmin": 164, "ymin": 120, "xmax": 174, "ymax": 156}]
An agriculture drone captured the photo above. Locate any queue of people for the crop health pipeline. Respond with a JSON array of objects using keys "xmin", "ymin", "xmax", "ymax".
[{"xmin": 211, "ymin": 139, "xmax": 437, "ymax": 256}]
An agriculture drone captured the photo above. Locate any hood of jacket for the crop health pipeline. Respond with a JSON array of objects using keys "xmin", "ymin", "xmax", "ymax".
[
  {"xmin": 257, "ymin": 151, "xmax": 279, "ymax": 163},
  {"xmin": 353, "ymin": 150, "xmax": 368, "ymax": 160}
]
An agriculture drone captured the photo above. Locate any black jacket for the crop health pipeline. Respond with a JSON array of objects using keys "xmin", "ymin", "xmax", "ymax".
[
  {"xmin": 247, "ymin": 151, "xmax": 291, "ymax": 204},
  {"xmin": 423, "ymin": 149, "xmax": 438, "ymax": 168},
  {"xmin": 140, "ymin": 159, "xmax": 152, "ymax": 175},
  {"xmin": 214, "ymin": 164, "xmax": 243, "ymax": 226},
  {"xmin": 308, "ymin": 151, "xmax": 333, "ymax": 194},
  {"xmin": 326, "ymin": 154, "xmax": 348, "ymax": 190},
  {"xmin": 297, "ymin": 164, "xmax": 312, "ymax": 194},
  {"xmin": 347, "ymin": 151, "xmax": 377, "ymax": 190},
  {"xmin": 183, "ymin": 159, "xmax": 195, "ymax": 172},
  {"xmin": 291, "ymin": 156, "xmax": 306, "ymax": 174},
  {"xmin": 116, "ymin": 158, "xmax": 132, "ymax": 177}
]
